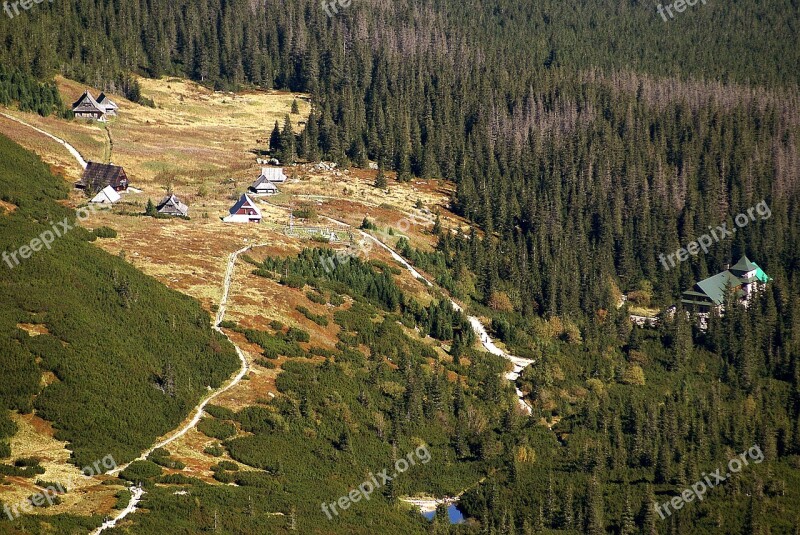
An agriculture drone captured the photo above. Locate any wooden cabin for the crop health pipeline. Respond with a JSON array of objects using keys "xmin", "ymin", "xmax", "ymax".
[
  {"xmin": 249, "ymin": 174, "xmax": 280, "ymax": 195},
  {"xmin": 223, "ymin": 194, "xmax": 261, "ymax": 223},
  {"xmin": 156, "ymin": 194, "xmax": 189, "ymax": 217},
  {"xmin": 72, "ymin": 91, "xmax": 108, "ymax": 121},
  {"xmin": 77, "ymin": 162, "xmax": 129, "ymax": 192}
]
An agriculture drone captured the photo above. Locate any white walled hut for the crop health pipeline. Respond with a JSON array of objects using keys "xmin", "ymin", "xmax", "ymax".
[
  {"xmin": 89, "ymin": 185, "xmax": 121, "ymax": 204},
  {"xmin": 223, "ymin": 193, "xmax": 262, "ymax": 223}
]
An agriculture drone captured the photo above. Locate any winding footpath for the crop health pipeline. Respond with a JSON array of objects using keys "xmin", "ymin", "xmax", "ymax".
[
  {"xmin": 2, "ymin": 114, "xmax": 260, "ymax": 533},
  {"xmin": 92, "ymin": 244, "xmax": 262, "ymax": 533},
  {"xmin": 325, "ymin": 217, "xmax": 535, "ymax": 414},
  {"xmin": 1, "ymin": 111, "xmax": 533, "ymax": 413},
  {"xmin": 5, "ymin": 112, "xmax": 532, "ymax": 525},
  {"xmin": 0, "ymin": 112, "xmax": 87, "ymax": 169},
  {"xmin": 90, "ymin": 487, "xmax": 145, "ymax": 534}
]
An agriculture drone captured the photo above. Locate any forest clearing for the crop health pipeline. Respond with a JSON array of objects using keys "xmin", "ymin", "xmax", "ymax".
[{"xmin": 0, "ymin": 75, "xmax": 520, "ymax": 526}]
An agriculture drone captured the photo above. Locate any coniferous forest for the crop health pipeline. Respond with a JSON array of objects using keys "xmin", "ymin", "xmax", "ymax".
[{"xmin": 0, "ymin": 0, "xmax": 799, "ymax": 533}]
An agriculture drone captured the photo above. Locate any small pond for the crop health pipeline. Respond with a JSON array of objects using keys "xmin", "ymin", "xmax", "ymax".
[{"xmin": 421, "ymin": 504, "xmax": 465, "ymax": 524}]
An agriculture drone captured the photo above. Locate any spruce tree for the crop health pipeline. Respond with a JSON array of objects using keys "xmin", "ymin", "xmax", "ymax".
[
  {"xmin": 374, "ymin": 169, "xmax": 387, "ymax": 189},
  {"xmin": 585, "ymin": 474, "xmax": 604, "ymax": 535},
  {"xmin": 269, "ymin": 121, "xmax": 282, "ymax": 156},
  {"xmin": 280, "ymin": 115, "xmax": 296, "ymax": 163},
  {"xmin": 620, "ymin": 489, "xmax": 636, "ymax": 535}
]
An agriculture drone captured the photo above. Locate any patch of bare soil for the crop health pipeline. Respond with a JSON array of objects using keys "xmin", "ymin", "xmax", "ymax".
[
  {"xmin": 16, "ymin": 323, "xmax": 49, "ymax": 336},
  {"xmin": 0, "ymin": 199, "xmax": 16, "ymax": 215}
]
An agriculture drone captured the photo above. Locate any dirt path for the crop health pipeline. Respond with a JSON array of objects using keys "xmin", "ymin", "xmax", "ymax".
[
  {"xmin": 103, "ymin": 124, "xmax": 113, "ymax": 163},
  {"xmin": 322, "ymin": 216, "xmax": 535, "ymax": 414},
  {"xmin": 88, "ymin": 215, "xmax": 530, "ymax": 531},
  {"xmin": 0, "ymin": 111, "xmax": 87, "ymax": 169},
  {"xmin": 90, "ymin": 487, "xmax": 144, "ymax": 534},
  {"xmin": 93, "ymin": 244, "xmax": 264, "ymax": 533}
]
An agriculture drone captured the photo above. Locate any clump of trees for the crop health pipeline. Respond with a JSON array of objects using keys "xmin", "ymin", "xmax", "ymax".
[
  {"xmin": 269, "ymin": 115, "xmax": 296, "ymax": 163},
  {"xmin": 0, "ymin": 65, "xmax": 62, "ymax": 117}
]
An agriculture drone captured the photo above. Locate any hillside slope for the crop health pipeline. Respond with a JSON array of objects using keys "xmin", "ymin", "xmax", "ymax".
[{"xmin": 0, "ymin": 134, "xmax": 239, "ymax": 468}]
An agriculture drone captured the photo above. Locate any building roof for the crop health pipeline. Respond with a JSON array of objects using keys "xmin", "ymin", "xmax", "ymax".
[
  {"xmin": 729, "ymin": 255, "xmax": 758, "ymax": 275},
  {"xmin": 72, "ymin": 91, "xmax": 105, "ymax": 114},
  {"xmin": 156, "ymin": 194, "xmax": 189, "ymax": 216},
  {"xmin": 682, "ymin": 289, "xmax": 714, "ymax": 301},
  {"xmin": 96, "ymin": 93, "xmax": 118, "ymax": 111},
  {"xmin": 229, "ymin": 193, "xmax": 261, "ymax": 216},
  {"xmin": 89, "ymin": 185, "xmax": 121, "ymax": 204},
  {"xmin": 250, "ymin": 175, "xmax": 279, "ymax": 192},
  {"xmin": 753, "ymin": 262, "xmax": 772, "ymax": 283},
  {"xmin": 79, "ymin": 162, "xmax": 128, "ymax": 192},
  {"xmin": 682, "ymin": 255, "xmax": 771, "ymax": 306},
  {"xmin": 693, "ymin": 271, "xmax": 742, "ymax": 306},
  {"xmin": 258, "ymin": 167, "xmax": 287, "ymax": 182}
]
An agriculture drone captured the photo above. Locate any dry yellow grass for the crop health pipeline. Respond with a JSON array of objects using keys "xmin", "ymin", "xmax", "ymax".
[
  {"xmin": 0, "ymin": 199, "xmax": 16, "ymax": 214},
  {"xmin": 103, "ymin": 77, "xmax": 309, "ymax": 191},
  {"xmin": 15, "ymin": 323, "xmax": 49, "ymax": 337},
  {"xmin": 628, "ymin": 304, "xmax": 661, "ymax": 317},
  {"xmin": 2, "ymin": 413, "xmax": 123, "ymax": 519},
  {"xmin": 0, "ymin": 74, "xmax": 467, "ymax": 518},
  {"xmin": 154, "ymin": 426, "xmax": 254, "ymax": 484},
  {"xmin": 279, "ymin": 166, "xmax": 470, "ymax": 250},
  {"xmin": 0, "ymin": 75, "xmax": 309, "ymax": 193}
]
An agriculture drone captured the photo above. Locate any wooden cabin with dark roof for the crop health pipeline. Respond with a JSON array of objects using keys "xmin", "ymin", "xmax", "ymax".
[
  {"xmin": 156, "ymin": 194, "xmax": 189, "ymax": 217},
  {"xmin": 249, "ymin": 174, "xmax": 280, "ymax": 195},
  {"xmin": 72, "ymin": 91, "xmax": 108, "ymax": 121},
  {"xmin": 76, "ymin": 162, "xmax": 129, "ymax": 193}
]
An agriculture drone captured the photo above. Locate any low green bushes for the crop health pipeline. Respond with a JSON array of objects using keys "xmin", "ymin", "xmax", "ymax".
[
  {"xmin": 296, "ymin": 305, "xmax": 329, "ymax": 326},
  {"xmin": 119, "ymin": 460, "xmax": 162, "ymax": 482},
  {"xmin": 197, "ymin": 418, "xmax": 237, "ymax": 440}
]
